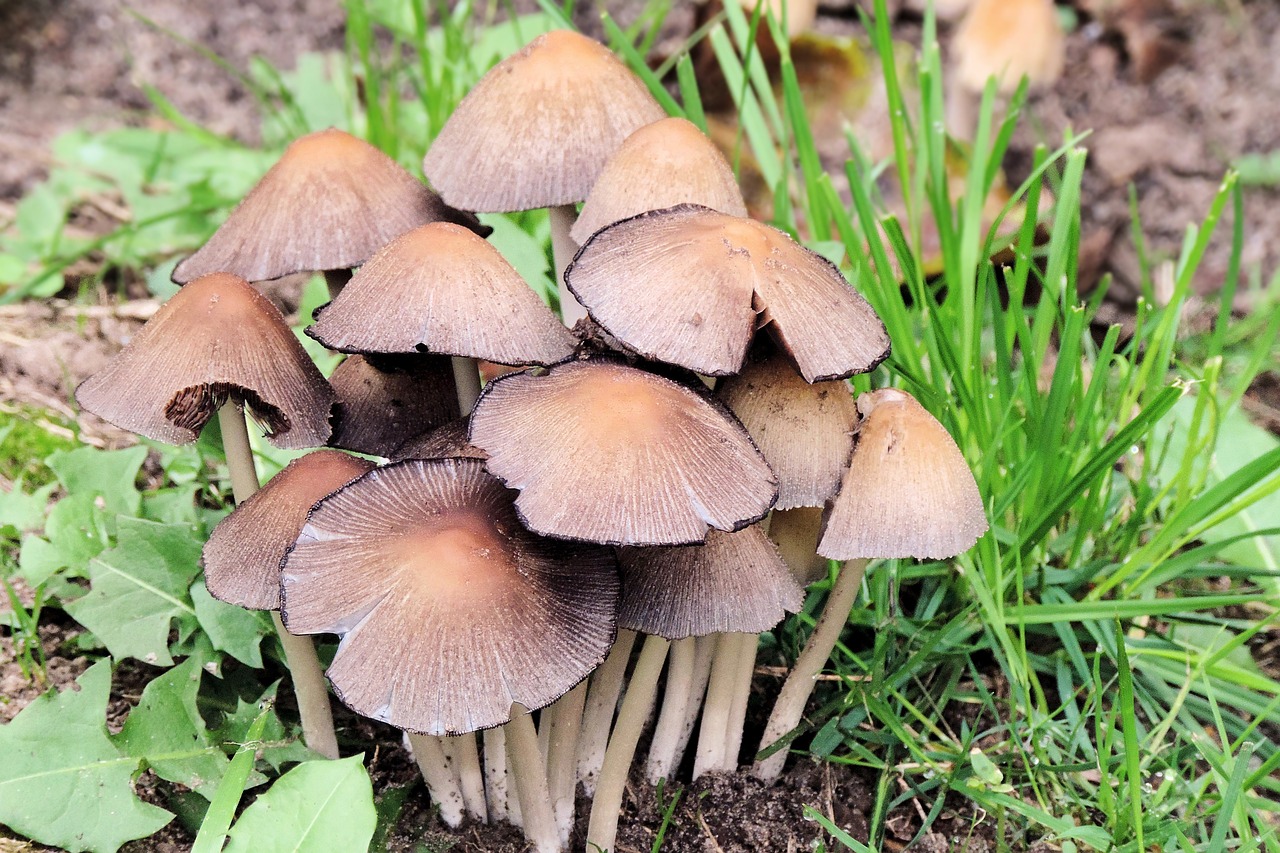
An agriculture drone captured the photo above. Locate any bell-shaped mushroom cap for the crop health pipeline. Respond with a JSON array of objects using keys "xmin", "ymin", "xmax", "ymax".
[
  {"xmin": 422, "ymin": 30, "xmax": 667, "ymax": 212},
  {"xmin": 203, "ymin": 450, "xmax": 375, "ymax": 610},
  {"xmin": 308, "ymin": 222, "xmax": 577, "ymax": 367},
  {"xmin": 618, "ymin": 525, "xmax": 802, "ymax": 639},
  {"xmin": 566, "ymin": 204, "xmax": 891, "ymax": 381},
  {"xmin": 328, "ymin": 354, "xmax": 458, "ymax": 458},
  {"xmin": 173, "ymin": 128, "xmax": 488, "ymax": 284},
  {"xmin": 819, "ymin": 389, "xmax": 988, "ymax": 560},
  {"xmin": 717, "ymin": 349, "xmax": 859, "ymax": 510},
  {"xmin": 953, "ymin": 0, "xmax": 1064, "ymax": 94},
  {"xmin": 469, "ymin": 359, "xmax": 777, "ymax": 546},
  {"xmin": 75, "ymin": 272, "xmax": 335, "ymax": 448},
  {"xmin": 280, "ymin": 458, "xmax": 620, "ymax": 736},
  {"xmin": 393, "ymin": 418, "xmax": 488, "ymax": 463},
  {"xmin": 570, "ymin": 117, "xmax": 747, "ymax": 243}
]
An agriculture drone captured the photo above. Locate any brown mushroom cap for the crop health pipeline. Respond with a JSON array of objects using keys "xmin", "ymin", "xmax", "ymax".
[
  {"xmin": 819, "ymin": 389, "xmax": 988, "ymax": 560},
  {"xmin": 328, "ymin": 354, "xmax": 458, "ymax": 458},
  {"xmin": 565, "ymin": 204, "xmax": 891, "ymax": 381},
  {"xmin": 717, "ymin": 349, "xmax": 859, "ymax": 510},
  {"xmin": 307, "ymin": 222, "xmax": 577, "ymax": 366},
  {"xmin": 280, "ymin": 458, "xmax": 620, "ymax": 735},
  {"xmin": 618, "ymin": 525, "xmax": 802, "ymax": 639},
  {"xmin": 953, "ymin": 0, "xmax": 1064, "ymax": 94},
  {"xmin": 203, "ymin": 450, "xmax": 375, "ymax": 610},
  {"xmin": 422, "ymin": 30, "xmax": 667, "ymax": 212},
  {"xmin": 75, "ymin": 272, "xmax": 335, "ymax": 448},
  {"xmin": 570, "ymin": 117, "xmax": 747, "ymax": 244},
  {"xmin": 393, "ymin": 418, "xmax": 488, "ymax": 463},
  {"xmin": 469, "ymin": 359, "xmax": 778, "ymax": 546},
  {"xmin": 173, "ymin": 128, "xmax": 488, "ymax": 284}
]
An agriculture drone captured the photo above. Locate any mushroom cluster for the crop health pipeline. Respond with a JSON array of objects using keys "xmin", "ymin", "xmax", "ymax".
[{"xmin": 75, "ymin": 25, "xmax": 986, "ymax": 853}]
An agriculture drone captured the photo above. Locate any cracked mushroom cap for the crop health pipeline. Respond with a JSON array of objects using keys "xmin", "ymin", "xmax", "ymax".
[
  {"xmin": 280, "ymin": 457, "xmax": 620, "ymax": 736},
  {"xmin": 328, "ymin": 354, "xmax": 459, "ymax": 458},
  {"xmin": 422, "ymin": 30, "xmax": 667, "ymax": 212},
  {"xmin": 717, "ymin": 348, "xmax": 859, "ymax": 510},
  {"xmin": 618, "ymin": 525, "xmax": 803, "ymax": 639},
  {"xmin": 203, "ymin": 450, "xmax": 375, "ymax": 610},
  {"xmin": 469, "ymin": 359, "xmax": 777, "ymax": 546},
  {"xmin": 75, "ymin": 272, "xmax": 335, "ymax": 448},
  {"xmin": 819, "ymin": 389, "xmax": 988, "ymax": 560},
  {"xmin": 173, "ymin": 128, "xmax": 488, "ymax": 284},
  {"xmin": 565, "ymin": 204, "xmax": 891, "ymax": 381},
  {"xmin": 953, "ymin": 0, "xmax": 1064, "ymax": 94},
  {"xmin": 570, "ymin": 117, "xmax": 747, "ymax": 243},
  {"xmin": 307, "ymin": 222, "xmax": 576, "ymax": 366}
]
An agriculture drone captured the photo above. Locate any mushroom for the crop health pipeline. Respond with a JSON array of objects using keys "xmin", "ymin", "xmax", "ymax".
[
  {"xmin": 328, "ymin": 354, "xmax": 458, "ymax": 458},
  {"xmin": 753, "ymin": 388, "xmax": 988, "ymax": 782}
]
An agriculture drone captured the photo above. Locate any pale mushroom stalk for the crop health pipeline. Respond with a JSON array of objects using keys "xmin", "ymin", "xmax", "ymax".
[
  {"xmin": 665, "ymin": 633, "xmax": 716, "ymax": 776},
  {"xmin": 216, "ymin": 403, "xmax": 339, "ymax": 761},
  {"xmin": 484, "ymin": 727, "xmax": 511, "ymax": 823},
  {"xmin": 577, "ymin": 628, "xmax": 637, "ymax": 794},
  {"xmin": 693, "ymin": 632, "xmax": 743, "ymax": 777},
  {"xmin": 451, "ymin": 357, "xmax": 483, "ymax": 414},
  {"xmin": 442, "ymin": 734, "xmax": 488, "ymax": 823},
  {"xmin": 549, "ymin": 204, "xmax": 586, "ymax": 326},
  {"xmin": 586, "ymin": 636, "xmax": 670, "ymax": 853},
  {"xmin": 644, "ymin": 635, "xmax": 696, "ymax": 783},
  {"xmin": 407, "ymin": 732, "xmax": 467, "ymax": 828},
  {"xmin": 722, "ymin": 631, "xmax": 759, "ymax": 765},
  {"xmin": 506, "ymin": 705, "xmax": 560, "ymax": 853},
  {"xmin": 752, "ymin": 558, "xmax": 869, "ymax": 782},
  {"xmin": 544, "ymin": 681, "xmax": 587, "ymax": 843}
]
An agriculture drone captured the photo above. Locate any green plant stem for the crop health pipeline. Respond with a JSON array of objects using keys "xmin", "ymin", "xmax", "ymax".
[
  {"xmin": 645, "ymin": 636, "xmax": 696, "ymax": 783},
  {"xmin": 752, "ymin": 558, "xmax": 869, "ymax": 782},
  {"xmin": 407, "ymin": 732, "xmax": 466, "ymax": 828},
  {"xmin": 578, "ymin": 628, "xmax": 637, "ymax": 795},
  {"xmin": 216, "ymin": 402, "xmax": 339, "ymax": 761},
  {"xmin": 549, "ymin": 204, "xmax": 584, "ymax": 326},
  {"xmin": 586, "ymin": 635, "xmax": 670, "ymax": 853},
  {"xmin": 451, "ymin": 356, "xmax": 483, "ymax": 414},
  {"xmin": 544, "ymin": 681, "xmax": 587, "ymax": 844},
  {"xmin": 506, "ymin": 704, "xmax": 560, "ymax": 853},
  {"xmin": 442, "ymin": 733, "xmax": 488, "ymax": 824}
]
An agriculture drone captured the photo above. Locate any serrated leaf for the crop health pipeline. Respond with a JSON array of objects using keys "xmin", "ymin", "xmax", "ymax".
[
  {"xmin": 64, "ymin": 517, "xmax": 202, "ymax": 666},
  {"xmin": 191, "ymin": 580, "xmax": 271, "ymax": 668},
  {"xmin": 26, "ymin": 491, "xmax": 112, "ymax": 582},
  {"xmin": 224, "ymin": 755, "xmax": 376, "ymax": 853},
  {"xmin": 113, "ymin": 658, "xmax": 229, "ymax": 800},
  {"xmin": 214, "ymin": 684, "xmax": 313, "ymax": 773},
  {"xmin": 0, "ymin": 660, "xmax": 172, "ymax": 852},
  {"xmin": 47, "ymin": 445, "xmax": 147, "ymax": 516}
]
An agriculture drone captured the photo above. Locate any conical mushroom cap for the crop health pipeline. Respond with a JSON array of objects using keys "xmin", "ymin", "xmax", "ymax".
[
  {"xmin": 953, "ymin": 0, "xmax": 1064, "ymax": 94},
  {"xmin": 173, "ymin": 128, "xmax": 488, "ymax": 284},
  {"xmin": 717, "ymin": 350, "xmax": 859, "ymax": 509},
  {"xmin": 570, "ymin": 117, "xmax": 747, "ymax": 243},
  {"xmin": 280, "ymin": 458, "xmax": 620, "ymax": 735},
  {"xmin": 819, "ymin": 389, "xmax": 988, "ymax": 560},
  {"xmin": 203, "ymin": 450, "xmax": 375, "ymax": 610},
  {"xmin": 469, "ymin": 359, "xmax": 778, "ymax": 546},
  {"xmin": 566, "ymin": 204, "xmax": 891, "ymax": 381},
  {"xmin": 75, "ymin": 272, "xmax": 335, "ymax": 448},
  {"xmin": 308, "ymin": 222, "xmax": 577, "ymax": 366},
  {"xmin": 328, "ymin": 354, "xmax": 458, "ymax": 458},
  {"xmin": 618, "ymin": 525, "xmax": 802, "ymax": 639},
  {"xmin": 422, "ymin": 30, "xmax": 667, "ymax": 211},
  {"xmin": 393, "ymin": 418, "xmax": 488, "ymax": 463}
]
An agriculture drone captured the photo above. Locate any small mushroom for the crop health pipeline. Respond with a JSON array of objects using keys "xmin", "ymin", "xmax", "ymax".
[{"xmin": 328, "ymin": 354, "xmax": 458, "ymax": 459}]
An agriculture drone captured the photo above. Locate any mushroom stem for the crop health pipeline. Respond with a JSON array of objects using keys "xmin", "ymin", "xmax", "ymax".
[
  {"xmin": 483, "ymin": 727, "xmax": 511, "ymax": 823},
  {"xmin": 722, "ymin": 631, "xmax": 759, "ymax": 767},
  {"xmin": 407, "ymin": 733, "xmax": 467, "ymax": 828},
  {"xmin": 752, "ymin": 557, "xmax": 870, "ymax": 783},
  {"xmin": 506, "ymin": 704, "xmax": 560, "ymax": 853},
  {"xmin": 216, "ymin": 403, "xmax": 339, "ymax": 760},
  {"xmin": 577, "ymin": 628, "xmax": 637, "ymax": 795},
  {"xmin": 693, "ymin": 632, "xmax": 742, "ymax": 778},
  {"xmin": 645, "ymin": 636, "xmax": 696, "ymax": 783},
  {"xmin": 549, "ymin": 204, "xmax": 585, "ymax": 326},
  {"xmin": 451, "ymin": 356, "xmax": 483, "ymax": 414},
  {"xmin": 586, "ymin": 635, "xmax": 670, "ymax": 853},
  {"xmin": 668, "ymin": 633, "xmax": 716, "ymax": 775},
  {"xmin": 544, "ymin": 681, "xmax": 587, "ymax": 844},
  {"xmin": 444, "ymin": 733, "xmax": 489, "ymax": 823},
  {"xmin": 323, "ymin": 268, "xmax": 352, "ymax": 300},
  {"xmin": 769, "ymin": 506, "xmax": 829, "ymax": 586}
]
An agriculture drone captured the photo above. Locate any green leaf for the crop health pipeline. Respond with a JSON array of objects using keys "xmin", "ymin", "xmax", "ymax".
[
  {"xmin": 64, "ymin": 517, "xmax": 202, "ymax": 666},
  {"xmin": 24, "ymin": 491, "xmax": 112, "ymax": 583},
  {"xmin": 47, "ymin": 445, "xmax": 148, "ymax": 517},
  {"xmin": 224, "ymin": 755, "xmax": 376, "ymax": 853},
  {"xmin": 191, "ymin": 579, "xmax": 272, "ymax": 668},
  {"xmin": 0, "ymin": 479, "xmax": 56, "ymax": 539},
  {"xmin": 213, "ymin": 683, "xmax": 313, "ymax": 772},
  {"xmin": 0, "ymin": 660, "xmax": 172, "ymax": 852},
  {"xmin": 113, "ymin": 658, "xmax": 229, "ymax": 800},
  {"xmin": 194, "ymin": 700, "xmax": 274, "ymax": 853}
]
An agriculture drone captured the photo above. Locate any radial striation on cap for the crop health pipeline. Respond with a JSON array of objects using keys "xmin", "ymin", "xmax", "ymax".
[
  {"xmin": 422, "ymin": 30, "xmax": 667, "ymax": 212},
  {"xmin": 818, "ymin": 389, "xmax": 988, "ymax": 560},
  {"xmin": 469, "ymin": 359, "xmax": 777, "ymax": 546},
  {"xmin": 281, "ymin": 458, "xmax": 620, "ymax": 736},
  {"xmin": 173, "ymin": 128, "xmax": 488, "ymax": 284},
  {"xmin": 393, "ymin": 418, "xmax": 488, "ymax": 463},
  {"xmin": 717, "ymin": 349, "xmax": 859, "ymax": 510},
  {"xmin": 327, "ymin": 354, "xmax": 459, "ymax": 458},
  {"xmin": 75, "ymin": 272, "xmax": 335, "ymax": 448},
  {"xmin": 566, "ymin": 204, "xmax": 891, "ymax": 381},
  {"xmin": 308, "ymin": 222, "xmax": 577, "ymax": 366},
  {"xmin": 204, "ymin": 450, "xmax": 375, "ymax": 610},
  {"xmin": 570, "ymin": 117, "xmax": 747, "ymax": 244},
  {"xmin": 618, "ymin": 525, "xmax": 802, "ymax": 639}
]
